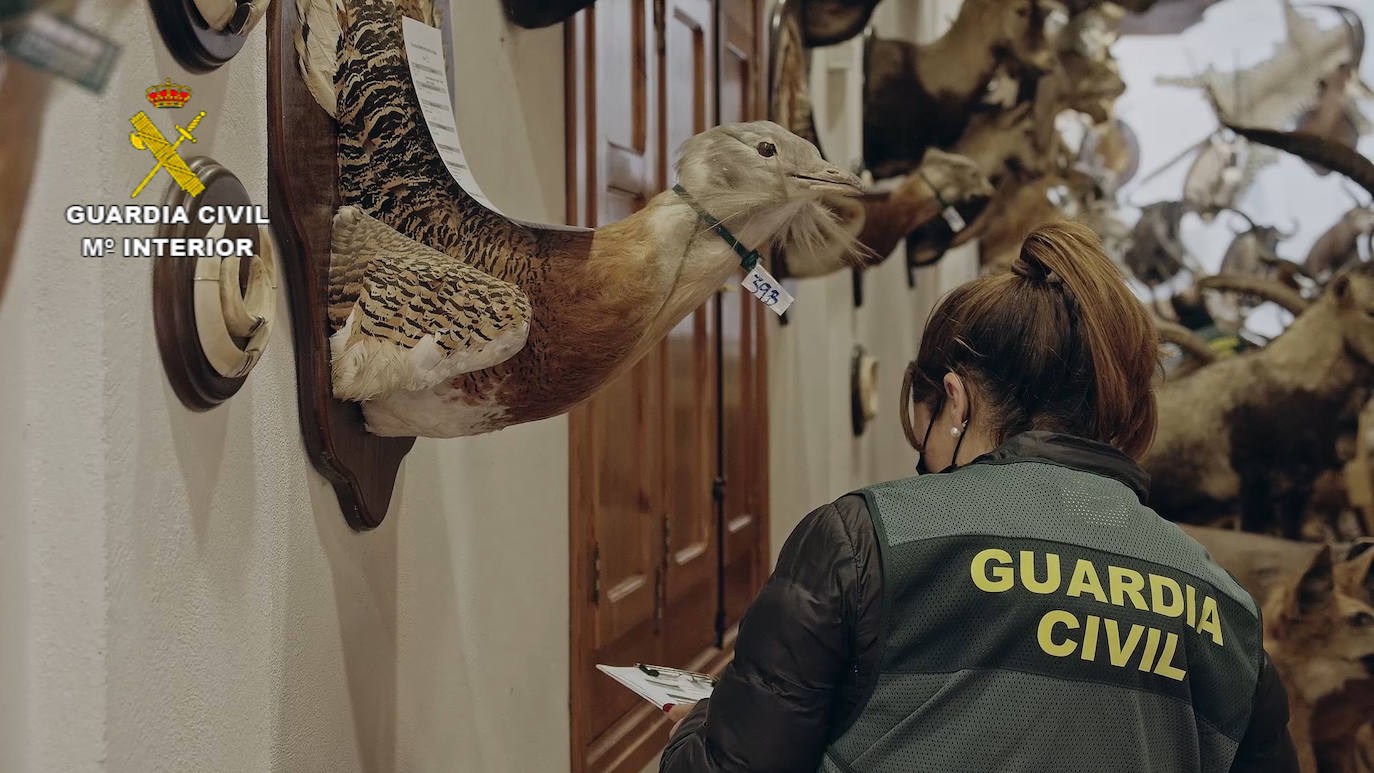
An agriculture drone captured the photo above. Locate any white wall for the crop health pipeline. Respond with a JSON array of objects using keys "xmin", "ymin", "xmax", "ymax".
[
  {"xmin": 767, "ymin": 0, "xmax": 977, "ymax": 561},
  {"xmin": 1115, "ymin": 0, "xmax": 1374, "ymax": 337},
  {"xmin": 0, "ymin": 2, "xmax": 569, "ymax": 771}
]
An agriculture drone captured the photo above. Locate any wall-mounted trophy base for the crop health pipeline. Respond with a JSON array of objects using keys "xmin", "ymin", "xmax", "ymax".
[
  {"xmin": 148, "ymin": 0, "xmax": 251, "ymax": 73},
  {"xmin": 153, "ymin": 156, "xmax": 264, "ymax": 410},
  {"xmin": 267, "ymin": 4, "xmax": 415, "ymax": 531}
]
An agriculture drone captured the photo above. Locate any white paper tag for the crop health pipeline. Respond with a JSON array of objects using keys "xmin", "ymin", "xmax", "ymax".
[
  {"xmin": 400, "ymin": 17, "xmax": 502, "ymax": 215},
  {"xmin": 942, "ymin": 206, "xmax": 966, "ymax": 233},
  {"xmin": 742, "ymin": 264, "xmax": 795, "ymax": 316}
]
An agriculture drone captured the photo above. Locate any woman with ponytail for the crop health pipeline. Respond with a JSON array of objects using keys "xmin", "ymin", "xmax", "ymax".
[{"xmin": 661, "ymin": 222, "xmax": 1296, "ymax": 773}]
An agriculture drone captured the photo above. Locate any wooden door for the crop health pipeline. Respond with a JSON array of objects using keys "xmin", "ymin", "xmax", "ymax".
[
  {"xmin": 568, "ymin": 2, "xmax": 768, "ymax": 770},
  {"xmin": 658, "ymin": 0, "xmax": 720, "ymax": 673},
  {"xmin": 716, "ymin": 0, "xmax": 768, "ymax": 630},
  {"xmin": 568, "ymin": 2, "xmax": 668, "ymax": 770}
]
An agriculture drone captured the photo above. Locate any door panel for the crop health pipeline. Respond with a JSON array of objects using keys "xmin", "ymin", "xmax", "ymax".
[
  {"xmin": 569, "ymin": 2, "xmax": 769, "ymax": 770},
  {"xmin": 717, "ymin": 0, "xmax": 767, "ymax": 630}
]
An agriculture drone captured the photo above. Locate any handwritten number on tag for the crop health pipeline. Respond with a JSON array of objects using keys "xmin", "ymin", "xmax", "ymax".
[{"xmin": 741, "ymin": 265, "xmax": 794, "ymax": 315}]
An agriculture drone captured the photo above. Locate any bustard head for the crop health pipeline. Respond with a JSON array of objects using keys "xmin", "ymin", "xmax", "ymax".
[{"xmin": 673, "ymin": 121, "xmax": 864, "ymax": 267}]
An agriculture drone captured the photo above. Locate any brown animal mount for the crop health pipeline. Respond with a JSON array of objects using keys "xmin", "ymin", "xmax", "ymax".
[
  {"xmin": 1146, "ymin": 265, "xmax": 1374, "ymax": 537},
  {"xmin": 499, "ymin": 0, "xmax": 594, "ymax": 28},
  {"xmin": 862, "ymin": 0, "xmax": 1057, "ymax": 180},
  {"xmin": 800, "ymin": 0, "xmax": 882, "ymax": 47},
  {"xmin": 1182, "ymin": 526, "xmax": 1374, "ymax": 772},
  {"xmin": 268, "ymin": 2, "xmax": 414, "ymax": 530}
]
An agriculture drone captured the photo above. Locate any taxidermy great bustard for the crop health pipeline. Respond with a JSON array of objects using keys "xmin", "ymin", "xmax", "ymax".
[{"xmin": 296, "ymin": 0, "xmax": 862, "ymax": 437}]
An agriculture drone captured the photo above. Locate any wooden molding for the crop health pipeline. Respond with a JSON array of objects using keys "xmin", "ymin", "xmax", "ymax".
[{"xmin": 266, "ymin": 3, "xmax": 414, "ymax": 530}]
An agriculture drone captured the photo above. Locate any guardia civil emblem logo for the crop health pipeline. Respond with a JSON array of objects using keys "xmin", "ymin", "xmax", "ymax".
[{"xmin": 128, "ymin": 79, "xmax": 206, "ymax": 198}]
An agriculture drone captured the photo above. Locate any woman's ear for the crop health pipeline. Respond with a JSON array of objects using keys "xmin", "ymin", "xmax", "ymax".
[{"xmin": 942, "ymin": 372, "xmax": 967, "ymax": 422}]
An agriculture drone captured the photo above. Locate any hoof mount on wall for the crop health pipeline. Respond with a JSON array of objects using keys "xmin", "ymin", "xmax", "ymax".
[{"xmin": 153, "ymin": 156, "xmax": 277, "ymax": 411}]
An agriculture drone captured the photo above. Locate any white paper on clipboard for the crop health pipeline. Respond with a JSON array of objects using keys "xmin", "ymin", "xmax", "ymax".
[
  {"xmin": 596, "ymin": 664, "xmax": 716, "ymax": 710},
  {"xmin": 399, "ymin": 16, "xmax": 503, "ymax": 215}
]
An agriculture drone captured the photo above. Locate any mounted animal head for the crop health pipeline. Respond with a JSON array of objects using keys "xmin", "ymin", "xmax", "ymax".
[
  {"xmin": 1265, "ymin": 546, "xmax": 1374, "ymax": 709},
  {"xmin": 674, "ymin": 121, "xmax": 864, "ymax": 268},
  {"xmin": 1124, "ymin": 200, "xmax": 1190, "ymax": 286},
  {"xmin": 862, "ymin": 0, "xmax": 1058, "ymax": 179},
  {"xmin": 1329, "ymin": 262, "xmax": 1374, "ymax": 366},
  {"xmin": 1184, "ymin": 133, "xmax": 1250, "ymax": 221},
  {"xmin": 1307, "ymin": 205, "xmax": 1374, "ymax": 279},
  {"xmin": 1337, "ymin": 540, "xmax": 1374, "ymax": 606},
  {"xmin": 845, "ymin": 150, "xmax": 995, "ymax": 267},
  {"xmin": 1220, "ymin": 212, "xmax": 1297, "ymax": 279},
  {"xmin": 920, "ymin": 148, "xmax": 997, "ymax": 209}
]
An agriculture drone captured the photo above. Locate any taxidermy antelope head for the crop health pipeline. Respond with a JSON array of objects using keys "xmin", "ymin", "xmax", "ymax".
[
  {"xmin": 769, "ymin": 0, "xmax": 822, "ymax": 152},
  {"xmin": 862, "ymin": 0, "xmax": 1058, "ymax": 179},
  {"xmin": 1307, "ymin": 203, "xmax": 1374, "ymax": 282},
  {"xmin": 299, "ymin": 0, "xmax": 862, "ymax": 437},
  {"xmin": 1180, "ymin": 131, "xmax": 1268, "ymax": 222},
  {"xmin": 847, "ymin": 149, "xmax": 993, "ymax": 269},
  {"xmin": 1205, "ymin": 213, "xmax": 1302, "ymax": 331}
]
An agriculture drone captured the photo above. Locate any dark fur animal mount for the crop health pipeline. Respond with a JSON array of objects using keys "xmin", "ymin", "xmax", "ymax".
[
  {"xmin": 1145, "ymin": 264, "xmax": 1374, "ymax": 537},
  {"xmin": 298, "ymin": 0, "xmax": 862, "ymax": 438},
  {"xmin": 862, "ymin": 0, "xmax": 1057, "ymax": 179},
  {"xmin": 801, "ymin": 0, "xmax": 882, "ymax": 47},
  {"xmin": 1124, "ymin": 200, "xmax": 1193, "ymax": 287},
  {"xmin": 500, "ymin": 0, "xmax": 594, "ymax": 28}
]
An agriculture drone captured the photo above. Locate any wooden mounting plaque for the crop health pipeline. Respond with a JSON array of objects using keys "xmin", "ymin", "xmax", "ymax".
[
  {"xmin": 149, "ymin": 0, "xmax": 251, "ymax": 73},
  {"xmin": 153, "ymin": 156, "xmax": 259, "ymax": 411},
  {"xmin": 267, "ymin": 4, "xmax": 415, "ymax": 530}
]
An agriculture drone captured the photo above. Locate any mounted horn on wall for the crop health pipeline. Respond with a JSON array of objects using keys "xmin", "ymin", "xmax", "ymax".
[
  {"xmin": 149, "ymin": 0, "xmax": 271, "ymax": 72},
  {"xmin": 851, "ymin": 345, "xmax": 879, "ymax": 436},
  {"xmin": 153, "ymin": 156, "xmax": 277, "ymax": 410}
]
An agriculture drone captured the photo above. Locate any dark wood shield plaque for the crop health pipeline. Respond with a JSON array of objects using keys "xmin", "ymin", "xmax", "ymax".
[
  {"xmin": 149, "ymin": 0, "xmax": 255, "ymax": 73},
  {"xmin": 267, "ymin": 3, "xmax": 415, "ymax": 530}
]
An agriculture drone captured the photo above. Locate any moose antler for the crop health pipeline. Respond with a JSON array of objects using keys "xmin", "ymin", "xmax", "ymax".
[
  {"xmin": 1198, "ymin": 273, "xmax": 1311, "ymax": 316},
  {"xmin": 1224, "ymin": 123, "xmax": 1374, "ymax": 195},
  {"xmin": 1155, "ymin": 319, "xmax": 1220, "ymax": 366}
]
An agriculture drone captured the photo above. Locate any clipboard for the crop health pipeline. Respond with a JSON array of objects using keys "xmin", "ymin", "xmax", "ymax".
[{"xmin": 596, "ymin": 663, "xmax": 717, "ymax": 710}]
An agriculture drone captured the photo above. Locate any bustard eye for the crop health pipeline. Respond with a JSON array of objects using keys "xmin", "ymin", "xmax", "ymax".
[{"xmin": 756, "ymin": 141, "xmax": 777, "ymax": 158}]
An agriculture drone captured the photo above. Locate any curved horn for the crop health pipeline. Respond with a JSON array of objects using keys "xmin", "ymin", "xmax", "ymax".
[
  {"xmin": 1226, "ymin": 209, "xmax": 1256, "ymax": 233},
  {"xmin": 1155, "ymin": 319, "xmax": 1219, "ymax": 365},
  {"xmin": 1224, "ymin": 122, "xmax": 1374, "ymax": 198},
  {"xmin": 1198, "ymin": 274, "xmax": 1311, "ymax": 315},
  {"xmin": 1340, "ymin": 178, "xmax": 1368, "ymax": 207}
]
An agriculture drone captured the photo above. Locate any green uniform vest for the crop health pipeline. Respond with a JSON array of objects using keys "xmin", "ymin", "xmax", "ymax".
[{"xmin": 820, "ymin": 459, "xmax": 1265, "ymax": 773}]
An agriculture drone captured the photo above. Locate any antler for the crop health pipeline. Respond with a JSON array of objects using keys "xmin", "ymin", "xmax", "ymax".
[
  {"xmin": 1155, "ymin": 319, "xmax": 1219, "ymax": 365},
  {"xmin": 1198, "ymin": 273, "xmax": 1311, "ymax": 315},
  {"xmin": 1223, "ymin": 123, "xmax": 1374, "ymax": 197}
]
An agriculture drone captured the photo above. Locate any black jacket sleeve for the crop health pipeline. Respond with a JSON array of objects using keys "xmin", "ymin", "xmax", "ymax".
[
  {"xmin": 1228, "ymin": 651, "xmax": 1299, "ymax": 773},
  {"xmin": 659, "ymin": 497, "xmax": 880, "ymax": 772}
]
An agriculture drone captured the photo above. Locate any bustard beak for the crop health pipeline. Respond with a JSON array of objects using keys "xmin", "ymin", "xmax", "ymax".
[{"xmin": 792, "ymin": 166, "xmax": 864, "ymax": 197}]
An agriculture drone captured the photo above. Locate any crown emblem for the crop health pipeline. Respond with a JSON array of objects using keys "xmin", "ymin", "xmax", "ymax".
[{"xmin": 146, "ymin": 79, "xmax": 191, "ymax": 109}]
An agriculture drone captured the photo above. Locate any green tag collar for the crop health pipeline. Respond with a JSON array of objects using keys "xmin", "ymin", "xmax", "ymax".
[{"xmin": 672, "ymin": 184, "xmax": 763, "ymax": 272}]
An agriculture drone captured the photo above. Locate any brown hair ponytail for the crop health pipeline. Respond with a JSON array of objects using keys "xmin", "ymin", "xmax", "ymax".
[{"xmin": 908, "ymin": 220, "xmax": 1159, "ymax": 459}]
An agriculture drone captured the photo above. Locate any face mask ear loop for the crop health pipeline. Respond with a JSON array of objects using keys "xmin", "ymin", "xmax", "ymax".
[
  {"xmin": 915, "ymin": 393, "xmax": 946, "ymax": 474},
  {"xmin": 900, "ymin": 361, "xmax": 920, "ymax": 450},
  {"xmin": 949, "ymin": 405, "xmax": 971, "ymax": 469}
]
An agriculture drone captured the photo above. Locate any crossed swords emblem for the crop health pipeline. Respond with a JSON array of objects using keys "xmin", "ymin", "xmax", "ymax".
[{"xmin": 129, "ymin": 110, "xmax": 208, "ymax": 198}]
